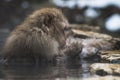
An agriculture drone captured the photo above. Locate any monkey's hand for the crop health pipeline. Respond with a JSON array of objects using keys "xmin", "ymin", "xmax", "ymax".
[{"xmin": 63, "ymin": 42, "xmax": 83, "ymax": 58}]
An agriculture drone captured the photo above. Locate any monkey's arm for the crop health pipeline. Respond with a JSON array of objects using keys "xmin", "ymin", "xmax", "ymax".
[{"xmin": 63, "ymin": 42, "xmax": 82, "ymax": 58}]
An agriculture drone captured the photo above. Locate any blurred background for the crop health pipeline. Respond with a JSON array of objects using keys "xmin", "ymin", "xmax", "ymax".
[{"xmin": 0, "ymin": 0, "xmax": 120, "ymax": 37}]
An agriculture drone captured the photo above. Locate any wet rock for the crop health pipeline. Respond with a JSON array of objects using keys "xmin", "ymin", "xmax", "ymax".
[
  {"xmin": 72, "ymin": 29, "xmax": 112, "ymax": 39},
  {"xmin": 100, "ymin": 50, "xmax": 120, "ymax": 63},
  {"xmin": 69, "ymin": 24, "xmax": 100, "ymax": 32},
  {"xmin": 84, "ymin": 76, "xmax": 120, "ymax": 80},
  {"xmin": 90, "ymin": 63, "xmax": 120, "ymax": 76}
]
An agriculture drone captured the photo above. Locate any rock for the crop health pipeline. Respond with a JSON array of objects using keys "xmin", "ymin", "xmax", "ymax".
[
  {"xmin": 69, "ymin": 24, "xmax": 100, "ymax": 32},
  {"xmin": 84, "ymin": 76, "xmax": 120, "ymax": 80},
  {"xmin": 72, "ymin": 29, "xmax": 112, "ymax": 39},
  {"xmin": 90, "ymin": 63, "xmax": 120, "ymax": 76},
  {"xmin": 100, "ymin": 50, "xmax": 120, "ymax": 63}
]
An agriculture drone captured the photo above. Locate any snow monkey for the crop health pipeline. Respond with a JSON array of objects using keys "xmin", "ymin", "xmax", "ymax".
[{"xmin": 1, "ymin": 8, "xmax": 69, "ymax": 64}]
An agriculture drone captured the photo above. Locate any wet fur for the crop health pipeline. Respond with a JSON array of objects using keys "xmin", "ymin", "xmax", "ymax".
[{"xmin": 1, "ymin": 8, "xmax": 68, "ymax": 64}]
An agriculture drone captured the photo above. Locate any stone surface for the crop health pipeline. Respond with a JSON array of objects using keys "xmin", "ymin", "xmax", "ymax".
[
  {"xmin": 90, "ymin": 63, "xmax": 120, "ymax": 76},
  {"xmin": 100, "ymin": 50, "xmax": 120, "ymax": 63},
  {"xmin": 72, "ymin": 29, "xmax": 112, "ymax": 39},
  {"xmin": 69, "ymin": 24, "xmax": 100, "ymax": 32}
]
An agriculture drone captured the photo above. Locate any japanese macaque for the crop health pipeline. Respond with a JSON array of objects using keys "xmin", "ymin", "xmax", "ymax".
[{"xmin": 1, "ymin": 8, "xmax": 69, "ymax": 64}]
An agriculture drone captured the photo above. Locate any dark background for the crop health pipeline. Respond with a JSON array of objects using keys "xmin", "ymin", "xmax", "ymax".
[{"xmin": 0, "ymin": 0, "xmax": 120, "ymax": 37}]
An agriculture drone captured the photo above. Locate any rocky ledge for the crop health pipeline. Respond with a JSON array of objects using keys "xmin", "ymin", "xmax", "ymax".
[{"xmin": 90, "ymin": 63, "xmax": 120, "ymax": 76}]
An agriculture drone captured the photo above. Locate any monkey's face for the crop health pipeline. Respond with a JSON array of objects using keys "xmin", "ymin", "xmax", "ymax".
[
  {"xmin": 30, "ymin": 8, "xmax": 69, "ymax": 48},
  {"xmin": 41, "ymin": 8, "xmax": 69, "ymax": 48},
  {"xmin": 49, "ymin": 16, "xmax": 69, "ymax": 49}
]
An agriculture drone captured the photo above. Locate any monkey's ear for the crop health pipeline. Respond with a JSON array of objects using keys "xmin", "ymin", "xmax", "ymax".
[{"xmin": 42, "ymin": 14, "xmax": 54, "ymax": 26}]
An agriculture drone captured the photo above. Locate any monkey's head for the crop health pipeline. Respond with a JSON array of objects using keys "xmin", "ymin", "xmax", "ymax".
[{"xmin": 28, "ymin": 8, "xmax": 69, "ymax": 48}]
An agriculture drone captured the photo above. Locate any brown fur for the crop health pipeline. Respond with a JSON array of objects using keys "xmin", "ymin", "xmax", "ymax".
[{"xmin": 1, "ymin": 8, "xmax": 69, "ymax": 64}]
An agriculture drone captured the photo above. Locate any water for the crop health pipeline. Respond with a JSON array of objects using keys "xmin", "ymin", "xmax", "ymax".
[{"xmin": 0, "ymin": 60, "xmax": 98, "ymax": 80}]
